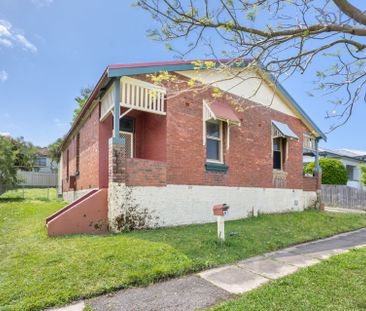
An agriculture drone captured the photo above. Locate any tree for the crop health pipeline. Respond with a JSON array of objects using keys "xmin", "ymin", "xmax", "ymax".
[
  {"xmin": 71, "ymin": 87, "xmax": 93, "ymax": 124},
  {"xmin": 305, "ymin": 158, "xmax": 348, "ymax": 185},
  {"xmin": 0, "ymin": 136, "xmax": 18, "ymax": 188},
  {"xmin": 12, "ymin": 137, "xmax": 37, "ymax": 171},
  {"xmin": 48, "ymin": 138, "xmax": 63, "ymax": 170},
  {"xmin": 359, "ymin": 164, "xmax": 366, "ymax": 187},
  {"xmin": 137, "ymin": 0, "xmax": 366, "ymax": 130}
]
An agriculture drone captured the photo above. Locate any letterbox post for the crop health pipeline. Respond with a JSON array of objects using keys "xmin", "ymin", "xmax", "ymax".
[
  {"xmin": 217, "ymin": 215, "xmax": 225, "ymax": 241},
  {"xmin": 213, "ymin": 204, "xmax": 229, "ymax": 241}
]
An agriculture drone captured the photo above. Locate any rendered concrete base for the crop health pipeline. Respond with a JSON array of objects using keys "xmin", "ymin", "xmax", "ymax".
[{"xmin": 108, "ymin": 183, "xmax": 318, "ymax": 229}]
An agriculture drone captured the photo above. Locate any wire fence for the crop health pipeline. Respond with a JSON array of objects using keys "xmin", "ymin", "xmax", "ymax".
[{"xmin": 0, "ymin": 186, "xmax": 62, "ymax": 202}]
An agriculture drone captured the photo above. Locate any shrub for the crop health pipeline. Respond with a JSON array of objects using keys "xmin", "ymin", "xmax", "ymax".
[{"xmin": 305, "ymin": 158, "xmax": 348, "ymax": 185}]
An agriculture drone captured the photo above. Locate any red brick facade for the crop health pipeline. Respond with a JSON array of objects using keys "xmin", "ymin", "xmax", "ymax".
[
  {"xmin": 126, "ymin": 158, "xmax": 167, "ymax": 186},
  {"xmin": 62, "ymin": 72, "xmax": 317, "ymax": 192},
  {"xmin": 62, "ymin": 106, "xmax": 101, "ymax": 192}
]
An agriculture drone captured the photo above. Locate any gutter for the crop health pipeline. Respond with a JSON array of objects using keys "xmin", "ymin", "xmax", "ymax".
[{"xmin": 60, "ymin": 67, "xmax": 109, "ymax": 150}]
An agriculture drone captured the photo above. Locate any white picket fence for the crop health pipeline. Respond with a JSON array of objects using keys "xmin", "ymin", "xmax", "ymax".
[{"xmin": 17, "ymin": 170, "xmax": 58, "ymax": 187}]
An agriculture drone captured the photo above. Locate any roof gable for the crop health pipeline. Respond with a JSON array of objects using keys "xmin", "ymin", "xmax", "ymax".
[{"xmin": 63, "ymin": 59, "xmax": 325, "ymax": 148}]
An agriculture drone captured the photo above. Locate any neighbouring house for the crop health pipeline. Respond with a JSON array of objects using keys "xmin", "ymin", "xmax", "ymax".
[
  {"xmin": 47, "ymin": 59, "xmax": 326, "ymax": 236},
  {"xmin": 304, "ymin": 148, "xmax": 366, "ymax": 190},
  {"xmin": 18, "ymin": 148, "xmax": 58, "ymax": 188}
]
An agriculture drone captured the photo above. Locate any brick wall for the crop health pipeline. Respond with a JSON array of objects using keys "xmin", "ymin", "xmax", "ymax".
[
  {"xmin": 62, "ymin": 72, "xmax": 318, "ymax": 192},
  {"xmin": 109, "ymin": 143, "xmax": 126, "ymax": 183},
  {"xmin": 303, "ymin": 175, "xmax": 320, "ymax": 192},
  {"xmin": 62, "ymin": 105, "xmax": 100, "ymax": 192},
  {"xmin": 161, "ymin": 73, "xmax": 310, "ymax": 190},
  {"xmin": 126, "ymin": 158, "xmax": 167, "ymax": 186}
]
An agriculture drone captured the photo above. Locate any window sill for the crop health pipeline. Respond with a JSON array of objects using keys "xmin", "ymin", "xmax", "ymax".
[
  {"xmin": 273, "ymin": 169, "xmax": 288, "ymax": 177},
  {"xmin": 205, "ymin": 162, "xmax": 228, "ymax": 173}
]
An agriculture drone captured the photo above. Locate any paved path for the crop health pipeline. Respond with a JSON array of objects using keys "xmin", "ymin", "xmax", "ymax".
[
  {"xmin": 49, "ymin": 228, "xmax": 366, "ymax": 311},
  {"xmin": 325, "ymin": 206, "xmax": 366, "ymax": 214}
]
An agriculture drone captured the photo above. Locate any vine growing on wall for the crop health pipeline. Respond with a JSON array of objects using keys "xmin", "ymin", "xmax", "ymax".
[{"xmin": 114, "ymin": 187, "xmax": 160, "ymax": 231}]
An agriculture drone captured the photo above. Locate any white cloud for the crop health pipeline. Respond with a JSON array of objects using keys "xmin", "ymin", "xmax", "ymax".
[
  {"xmin": 31, "ymin": 0, "xmax": 54, "ymax": 7},
  {"xmin": 0, "ymin": 38, "xmax": 12, "ymax": 47},
  {"xmin": 0, "ymin": 19, "xmax": 37, "ymax": 53},
  {"xmin": 0, "ymin": 132, "xmax": 11, "ymax": 137},
  {"xmin": 0, "ymin": 70, "xmax": 8, "ymax": 82},
  {"xmin": 15, "ymin": 34, "xmax": 37, "ymax": 53}
]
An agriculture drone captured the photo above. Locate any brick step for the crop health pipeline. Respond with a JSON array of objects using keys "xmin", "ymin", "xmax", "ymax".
[{"xmin": 46, "ymin": 189, "xmax": 98, "ymax": 225}]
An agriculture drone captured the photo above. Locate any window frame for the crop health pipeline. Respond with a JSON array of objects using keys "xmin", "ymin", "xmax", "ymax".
[
  {"xmin": 206, "ymin": 120, "xmax": 224, "ymax": 164},
  {"xmin": 272, "ymin": 137, "xmax": 283, "ymax": 171}
]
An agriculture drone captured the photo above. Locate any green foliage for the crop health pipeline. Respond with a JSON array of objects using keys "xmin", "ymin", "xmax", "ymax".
[
  {"xmin": 359, "ymin": 164, "xmax": 366, "ymax": 187},
  {"xmin": 1, "ymin": 200, "xmax": 366, "ymax": 310},
  {"xmin": 0, "ymin": 136, "xmax": 37, "ymax": 187},
  {"xmin": 71, "ymin": 86, "xmax": 93, "ymax": 124},
  {"xmin": 210, "ymin": 247, "xmax": 366, "ymax": 311},
  {"xmin": 48, "ymin": 138, "xmax": 63, "ymax": 168},
  {"xmin": 305, "ymin": 158, "xmax": 348, "ymax": 185},
  {"xmin": 12, "ymin": 137, "xmax": 37, "ymax": 171},
  {"xmin": 0, "ymin": 136, "xmax": 18, "ymax": 187}
]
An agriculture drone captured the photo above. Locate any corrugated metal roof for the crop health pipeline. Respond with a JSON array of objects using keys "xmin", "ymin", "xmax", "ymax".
[
  {"xmin": 209, "ymin": 100, "xmax": 240, "ymax": 125},
  {"xmin": 272, "ymin": 120, "xmax": 299, "ymax": 140}
]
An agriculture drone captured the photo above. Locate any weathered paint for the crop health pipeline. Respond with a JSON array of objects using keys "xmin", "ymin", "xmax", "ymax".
[
  {"xmin": 108, "ymin": 183, "xmax": 317, "ymax": 229},
  {"xmin": 47, "ymin": 188, "xmax": 108, "ymax": 236}
]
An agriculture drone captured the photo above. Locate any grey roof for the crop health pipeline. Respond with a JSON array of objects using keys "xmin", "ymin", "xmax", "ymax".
[
  {"xmin": 272, "ymin": 120, "xmax": 299, "ymax": 140},
  {"xmin": 319, "ymin": 148, "xmax": 366, "ymax": 162}
]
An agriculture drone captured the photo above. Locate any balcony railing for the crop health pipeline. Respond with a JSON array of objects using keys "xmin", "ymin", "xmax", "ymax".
[{"xmin": 100, "ymin": 76, "xmax": 166, "ymax": 121}]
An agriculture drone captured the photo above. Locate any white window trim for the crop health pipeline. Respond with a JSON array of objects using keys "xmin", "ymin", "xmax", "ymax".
[
  {"xmin": 206, "ymin": 120, "xmax": 224, "ymax": 164},
  {"xmin": 272, "ymin": 137, "xmax": 283, "ymax": 171}
]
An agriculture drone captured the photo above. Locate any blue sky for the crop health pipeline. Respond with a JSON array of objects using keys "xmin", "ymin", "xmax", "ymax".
[{"xmin": 0, "ymin": 0, "xmax": 364, "ymax": 150}]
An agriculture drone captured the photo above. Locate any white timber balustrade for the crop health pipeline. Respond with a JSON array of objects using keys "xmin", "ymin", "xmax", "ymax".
[{"xmin": 100, "ymin": 76, "xmax": 166, "ymax": 121}]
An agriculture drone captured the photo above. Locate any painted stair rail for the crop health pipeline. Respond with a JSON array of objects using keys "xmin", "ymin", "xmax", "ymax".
[{"xmin": 46, "ymin": 188, "xmax": 108, "ymax": 236}]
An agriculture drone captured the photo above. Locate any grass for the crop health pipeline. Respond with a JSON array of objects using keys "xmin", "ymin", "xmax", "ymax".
[
  {"xmin": 0, "ymin": 187, "xmax": 62, "ymax": 202},
  {"xmin": 1, "ymin": 194, "xmax": 366, "ymax": 310},
  {"xmin": 209, "ymin": 247, "xmax": 366, "ymax": 311}
]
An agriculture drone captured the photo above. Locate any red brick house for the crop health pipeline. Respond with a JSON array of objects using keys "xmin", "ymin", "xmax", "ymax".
[{"xmin": 46, "ymin": 59, "xmax": 325, "ymax": 236}]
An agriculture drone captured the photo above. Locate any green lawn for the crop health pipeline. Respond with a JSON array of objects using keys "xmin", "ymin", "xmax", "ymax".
[
  {"xmin": 1, "ymin": 197, "xmax": 366, "ymax": 311},
  {"xmin": 0, "ymin": 187, "xmax": 62, "ymax": 201},
  {"xmin": 209, "ymin": 247, "xmax": 366, "ymax": 311}
]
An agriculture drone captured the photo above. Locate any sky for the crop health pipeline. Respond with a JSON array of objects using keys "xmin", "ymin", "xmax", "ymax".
[{"xmin": 0, "ymin": 0, "xmax": 364, "ymax": 150}]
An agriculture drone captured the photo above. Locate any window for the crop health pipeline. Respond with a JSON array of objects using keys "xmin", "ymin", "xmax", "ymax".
[
  {"xmin": 273, "ymin": 137, "xmax": 283, "ymax": 170},
  {"xmin": 303, "ymin": 134, "xmax": 316, "ymax": 151},
  {"xmin": 76, "ymin": 133, "xmax": 80, "ymax": 173},
  {"xmin": 120, "ymin": 117, "xmax": 134, "ymax": 133},
  {"xmin": 346, "ymin": 165, "xmax": 355, "ymax": 181},
  {"xmin": 34, "ymin": 157, "xmax": 47, "ymax": 167},
  {"xmin": 119, "ymin": 117, "xmax": 135, "ymax": 158},
  {"xmin": 206, "ymin": 120, "xmax": 223, "ymax": 163}
]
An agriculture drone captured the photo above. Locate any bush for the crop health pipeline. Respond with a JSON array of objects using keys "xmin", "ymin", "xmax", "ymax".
[
  {"xmin": 360, "ymin": 165, "xmax": 366, "ymax": 187},
  {"xmin": 305, "ymin": 158, "xmax": 348, "ymax": 185}
]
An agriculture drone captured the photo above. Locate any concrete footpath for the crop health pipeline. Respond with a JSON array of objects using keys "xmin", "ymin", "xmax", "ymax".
[{"xmin": 51, "ymin": 228, "xmax": 366, "ymax": 311}]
